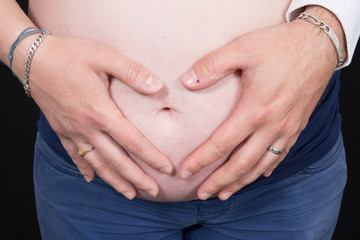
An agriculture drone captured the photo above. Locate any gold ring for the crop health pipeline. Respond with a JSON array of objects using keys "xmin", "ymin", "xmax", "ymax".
[{"xmin": 77, "ymin": 146, "xmax": 95, "ymax": 157}]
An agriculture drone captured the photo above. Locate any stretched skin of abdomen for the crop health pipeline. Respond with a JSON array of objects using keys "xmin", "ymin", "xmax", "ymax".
[{"xmin": 28, "ymin": 0, "xmax": 291, "ymax": 201}]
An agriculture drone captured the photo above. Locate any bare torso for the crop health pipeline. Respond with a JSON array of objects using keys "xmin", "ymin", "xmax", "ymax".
[{"xmin": 29, "ymin": 0, "xmax": 291, "ymax": 201}]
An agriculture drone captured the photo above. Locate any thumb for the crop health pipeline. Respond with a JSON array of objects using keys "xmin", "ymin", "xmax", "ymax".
[
  {"xmin": 98, "ymin": 48, "xmax": 164, "ymax": 95},
  {"xmin": 181, "ymin": 40, "xmax": 246, "ymax": 90}
]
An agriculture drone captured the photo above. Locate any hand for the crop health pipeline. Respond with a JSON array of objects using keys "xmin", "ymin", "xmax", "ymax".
[
  {"xmin": 179, "ymin": 19, "xmax": 339, "ymax": 201},
  {"xmin": 16, "ymin": 35, "xmax": 174, "ymax": 200}
]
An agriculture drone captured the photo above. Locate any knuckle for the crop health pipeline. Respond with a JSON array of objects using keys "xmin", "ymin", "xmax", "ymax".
[
  {"xmin": 233, "ymin": 181, "xmax": 246, "ymax": 191},
  {"xmin": 271, "ymin": 121, "xmax": 288, "ymax": 137},
  {"xmin": 284, "ymin": 125, "xmax": 299, "ymax": 138},
  {"xmin": 88, "ymin": 43, "xmax": 113, "ymax": 65},
  {"xmin": 61, "ymin": 119, "xmax": 84, "ymax": 136},
  {"xmin": 107, "ymin": 157, "xmax": 127, "ymax": 173},
  {"xmin": 232, "ymin": 161, "xmax": 252, "ymax": 176},
  {"xmin": 100, "ymin": 114, "xmax": 124, "ymax": 134},
  {"xmin": 213, "ymin": 141, "xmax": 231, "ymax": 158},
  {"xmin": 208, "ymin": 183, "xmax": 222, "ymax": 193},
  {"xmin": 200, "ymin": 55, "xmax": 221, "ymax": 79},
  {"xmin": 112, "ymin": 182, "xmax": 128, "ymax": 193},
  {"xmin": 64, "ymin": 108, "xmax": 105, "ymax": 136},
  {"xmin": 134, "ymin": 178, "xmax": 150, "ymax": 190},
  {"xmin": 250, "ymin": 108, "xmax": 271, "ymax": 126},
  {"xmin": 191, "ymin": 160, "xmax": 207, "ymax": 173},
  {"xmin": 91, "ymin": 159, "xmax": 106, "ymax": 172},
  {"xmin": 234, "ymin": 36, "xmax": 256, "ymax": 55},
  {"xmin": 204, "ymin": 178, "xmax": 224, "ymax": 193},
  {"xmin": 126, "ymin": 143, "xmax": 139, "ymax": 154},
  {"xmin": 81, "ymin": 107, "xmax": 105, "ymax": 127},
  {"xmin": 126, "ymin": 62, "xmax": 143, "ymax": 85},
  {"xmin": 124, "ymin": 141, "xmax": 142, "ymax": 154},
  {"xmin": 277, "ymin": 117, "xmax": 303, "ymax": 138}
]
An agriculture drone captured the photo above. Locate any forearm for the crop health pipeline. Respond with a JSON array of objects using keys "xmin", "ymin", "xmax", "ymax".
[{"xmin": 0, "ymin": 0, "xmax": 37, "ymax": 74}]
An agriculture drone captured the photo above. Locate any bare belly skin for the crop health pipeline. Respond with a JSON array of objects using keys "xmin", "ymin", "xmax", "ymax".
[{"xmin": 28, "ymin": 0, "xmax": 291, "ymax": 201}]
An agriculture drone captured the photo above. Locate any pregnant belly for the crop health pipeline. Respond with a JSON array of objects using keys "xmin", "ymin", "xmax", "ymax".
[
  {"xmin": 28, "ymin": 0, "xmax": 290, "ymax": 201},
  {"xmin": 110, "ymin": 71, "xmax": 242, "ymax": 201}
]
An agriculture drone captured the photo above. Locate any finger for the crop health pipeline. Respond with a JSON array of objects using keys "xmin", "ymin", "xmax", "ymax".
[
  {"xmin": 90, "ymin": 133, "xmax": 160, "ymax": 197},
  {"xmin": 179, "ymin": 114, "xmax": 253, "ymax": 180},
  {"xmin": 218, "ymin": 136, "xmax": 298, "ymax": 200},
  {"xmin": 58, "ymin": 135, "xmax": 137, "ymax": 200},
  {"xmin": 105, "ymin": 111, "xmax": 174, "ymax": 175},
  {"xmin": 218, "ymin": 153, "xmax": 286, "ymax": 201},
  {"xmin": 181, "ymin": 38, "xmax": 249, "ymax": 90},
  {"xmin": 60, "ymin": 137, "xmax": 96, "ymax": 183},
  {"xmin": 262, "ymin": 158, "xmax": 283, "ymax": 178},
  {"xmin": 217, "ymin": 156, "xmax": 280, "ymax": 201},
  {"xmin": 97, "ymin": 49, "xmax": 164, "ymax": 94},
  {"xmin": 217, "ymin": 140, "xmax": 290, "ymax": 201},
  {"xmin": 261, "ymin": 144, "xmax": 288, "ymax": 178},
  {"xmin": 263, "ymin": 135, "xmax": 298, "ymax": 177},
  {"xmin": 196, "ymin": 128, "xmax": 279, "ymax": 200},
  {"xmin": 82, "ymin": 149, "xmax": 137, "ymax": 200},
  {"xmin": 63, "ymin": 71, "xmax": 174, "ymax": 175}
]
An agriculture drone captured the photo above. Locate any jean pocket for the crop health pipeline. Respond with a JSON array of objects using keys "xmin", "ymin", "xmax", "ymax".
[
  {"xmin": 299, "ymin": 136, "xmax": 345, "ymax": 175},
  {"xmin": 34, "ymin": 132, "xmax": 115, "ymax": 192},
  {"xmin": 35, "ymin": 132, "xmax": 83, "ymax": 179}
]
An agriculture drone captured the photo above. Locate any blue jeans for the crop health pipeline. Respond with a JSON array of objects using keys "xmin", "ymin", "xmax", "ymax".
[{"xmin": 34, "ymin": 132, "xmax": 347, "ymax": 240}]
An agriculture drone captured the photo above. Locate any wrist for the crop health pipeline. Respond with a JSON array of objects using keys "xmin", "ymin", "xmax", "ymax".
[
  {"xmin": 10, "ymin": 33, "xmax": 41, "ymax": 79},
  {"xmin": 297, "ymin": 5, "xmax": 347, "ymax": 67},
  {"xmin": 0, "ymin": 1, "xmax": 37, "ymax": 65},
  {"xmin": 284, "ymin": 17, "xmax": 339, "ymax": 78}
]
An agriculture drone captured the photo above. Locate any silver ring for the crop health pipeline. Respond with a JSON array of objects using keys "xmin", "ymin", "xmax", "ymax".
[{"xmin": 267, "ymin": 146, "xmax": 283, "ymax": 155}]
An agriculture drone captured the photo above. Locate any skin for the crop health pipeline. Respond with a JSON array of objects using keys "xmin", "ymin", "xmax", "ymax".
[
  {"xmin": 179, "ymin": 6, "xmax": 346, "ymax": 201},
  {"xmin": 0, "ymin": 0, "xmax": 175, "ymax": 200},
  {"xmin": 1, "ymin": 1, "xmax": 346, "ymax": 201},
  {"xmin": 25, "ymin": 0, "xmax": 292, "ymax": 201}
]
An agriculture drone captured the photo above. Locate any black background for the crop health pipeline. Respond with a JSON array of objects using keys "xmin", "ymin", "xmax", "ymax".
[{"xmin": 1, "ymin": 1, "xmax": 359, "ymax": 239}]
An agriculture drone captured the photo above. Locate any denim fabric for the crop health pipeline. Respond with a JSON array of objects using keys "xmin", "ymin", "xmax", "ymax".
[
  {"xmin": 36, "ymin": 71, "xmax": 343, "ymax": 195},
  {"xmin": 34, "ymin": 132, "xmax": 347, "ymax": 240}
]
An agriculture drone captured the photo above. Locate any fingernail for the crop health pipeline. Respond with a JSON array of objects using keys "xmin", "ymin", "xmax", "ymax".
[
  {"xmin": 220, "ymin": 192, "xmax": 233, "ymax": 201},
  {"xmin": 142, "ymin": 76, "xmax": 163, "ymax": 92},
  {"xmin": 180, "ymin": 170, "xmax": 193, "ymax": 179},
  {"xmin": 199, "ymin": 192, "xmax": 211, "ymax": 200},
  {"xmin": 263, "ymin": 170, "xmax": 273, "ymax": 177},
  {"xmin": 160, "ymin": 166, "xmax": 173, "ymax": 175},
  {"xmin": 84, "ymin": 175, "xmax": 93, "ymax": 183},
  {"xmin": 122, "ymin": 191, "xmax": 135, "ymax": 200},
  {"xmin": 182, "ymin": 69, "xmax": 198, "ymax": 86},
  {"xmin": 146, "ymin": 190, "xmax": 158, "ymax": 198}
]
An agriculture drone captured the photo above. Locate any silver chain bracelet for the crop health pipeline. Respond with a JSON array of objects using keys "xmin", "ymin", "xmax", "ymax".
[
  {"xmin": 23, "ymin": 31, "xmax": 51, "ymax": 97},
  {"xmin": 297, "ymin": 13, "xmax": 344, "ymax": 67}
]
